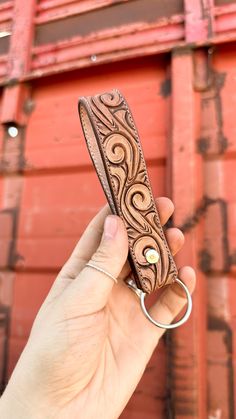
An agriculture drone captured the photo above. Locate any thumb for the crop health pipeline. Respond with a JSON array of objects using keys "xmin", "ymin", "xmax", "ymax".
[{"xmin": 68, "ymin": 215, "xmax": 129, "ymax": 310}]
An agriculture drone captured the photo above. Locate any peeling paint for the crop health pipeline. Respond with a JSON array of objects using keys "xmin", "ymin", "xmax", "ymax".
[
  {"xmin": 199, "ymin": 248, "xmax": 213, "ymax": 272},
  {"xmin": 197, "ymin": 136, "xmax": 210, "ymax": 153},
  {"xmin": 160, "ymin": 78, "xmax": 171, "ymax": 97},
  {"xmin": 208, "ymin": 316, "xmax": 234, "ymax": 419},
  {"xmin": 0, "ymin": 125, "xmax": 27, "ymax": 173},
  {"xmin": 178, "ymin": 196, "xmax": 230, "ymax": 273},
  {"xmin": 198, "ymin": 70, "xmax": 229, "ymax": 155},
  {"xmin": 23, "ymin": 98, "xmax": 35, "ymax": 115},
  {"xmin": 200, "ymin": 0, "xmax": 214, "ymax": 38},
  {"xmin": 35, "ymin": 0, "xmax": 184, "ymax": 46},
  {"xmin": 0, "ymin": 207, "xmax": 19, "ymax": 269},
  {"xmin": 0, "ymin": 304, "xmax": 9, "ymax": 394},
  {"xmin": 215, "ymin": 0, "xmax": 236, "ymax": 4},
  {"xmin": 178, "ymin": 196, "xmax": 217, "ymax": 232},
  {"xmin": 214, "ymin": 71, "xmax": 229, "ymax": 154},
  {"xmin": 229, "ymin": 251, "xmax": 236, "ymax": 266}
]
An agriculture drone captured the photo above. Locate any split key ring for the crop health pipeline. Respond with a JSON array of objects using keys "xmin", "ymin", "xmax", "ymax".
[{"xmin": 126, "ymin": 277, "xmax": 192, "ymax": 330}]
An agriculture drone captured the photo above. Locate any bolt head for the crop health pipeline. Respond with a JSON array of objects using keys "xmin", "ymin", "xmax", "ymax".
[{"xmin": 8, "ymin": 126, "xmax": 19, "ymax": 138}]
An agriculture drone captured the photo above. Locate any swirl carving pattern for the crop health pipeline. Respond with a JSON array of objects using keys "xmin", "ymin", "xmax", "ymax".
[{"xmin": 86, "ymin": 90, "xmax": 177, "ymax": 293}]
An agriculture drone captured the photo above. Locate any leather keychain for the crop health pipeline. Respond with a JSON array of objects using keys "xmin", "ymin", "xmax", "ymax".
[{"xmin": 78, "ymin": 89, "xmax": 192, "ymax": 329}]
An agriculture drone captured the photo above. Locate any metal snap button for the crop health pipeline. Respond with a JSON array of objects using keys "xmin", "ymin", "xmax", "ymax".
[{"xmin": 145, "ymin": 248, "xmax": 160, "ymax": 264}]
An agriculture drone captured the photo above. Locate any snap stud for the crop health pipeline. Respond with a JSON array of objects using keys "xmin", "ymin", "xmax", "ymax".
[{"xmin": 145, "ymin": 248, "xmax": 160, "ymax": 264}]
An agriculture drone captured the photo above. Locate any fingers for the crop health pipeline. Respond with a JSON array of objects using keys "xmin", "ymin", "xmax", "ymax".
[
  {"xmin": 117, "ymin": 227, "xmax": 184, "ymax": 285},
  {"xmin": 113, "ymin": 198, "xmax": 177, "ymax": 282},
  {"xmin": 59, "ymin": 197, "xmax": 176, "ymax": 282},
  {"xmin": 74, "ymin": 196, "xmax": 174, "ymax": 267},
  {"xmin": 156, "ymin": 197, "xmax": 174, "ymax": 225},
  {"xmin": 148, "ymin": 266, "xmax": 196, "ymax": 342},
  {"xmin": 67, "ymin": 215, "xmax": 129, "ymax": 311},
  {"xmin": 54, "ymin": 196, "xmax": 179, "ymax": 299},
  {"xmin": 48, "ymin": 196, "xmax": 183, "ymax": 312},
  {"xmin": 165, "ymin": 228, "xmax": 184, "ymax": 256}
]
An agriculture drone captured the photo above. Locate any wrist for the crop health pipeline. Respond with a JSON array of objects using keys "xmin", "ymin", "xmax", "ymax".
[
  {"xmin": 0, "ymin": 341, "xmax": 61, "ymax": 419},
  {"xmin": 0, "ymin": 381, "xmax": 58, "ymax": 419},
  {"xmin": 0, "ymin": 386, "xmax": 30, "ymax": 419}
]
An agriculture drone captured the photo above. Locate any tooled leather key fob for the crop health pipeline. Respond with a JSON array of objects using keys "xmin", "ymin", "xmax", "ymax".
[{"xmin": 78, "ymin": 89, "xmax": 192, "ymax": 329}]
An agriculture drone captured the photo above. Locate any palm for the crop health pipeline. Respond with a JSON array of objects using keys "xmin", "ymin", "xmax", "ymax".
[
  {"xmin": 3, "ymin": 199, "xmax": 195, "ymax": 419},
  {"xmin": 31, "ymin": 262, "xmax": 178, "ymax": 419}
]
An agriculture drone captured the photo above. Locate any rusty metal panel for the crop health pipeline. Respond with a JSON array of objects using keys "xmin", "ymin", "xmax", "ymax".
[
  {"xmin": 28, "ymin": 0, "xmax": 236, "ymax": 80},
  {"xmin": 2, "ymin": 0, "xmax": 236, "ymax": 86},
  {"xmin": 35, "ymin": 0, "xmax": 184, "ymax": 45},
  {"xmin": 0, "ymin": 1, "xmax": 12, "ymax": 81}
]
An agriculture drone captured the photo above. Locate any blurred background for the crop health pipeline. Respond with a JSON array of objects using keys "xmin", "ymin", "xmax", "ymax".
[{"xmin": 0, "ymin": 0, "xmax": 236, "ymax": 417}]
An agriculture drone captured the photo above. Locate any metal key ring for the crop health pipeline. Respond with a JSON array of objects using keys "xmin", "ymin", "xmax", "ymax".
[{"xmin": 126, "ymin": 277, "xmax": 192, "ymax": 329}]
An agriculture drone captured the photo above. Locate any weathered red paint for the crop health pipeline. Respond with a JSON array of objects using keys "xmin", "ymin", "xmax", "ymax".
[
  {"xmin": 184, "ymin": 0, "xmax": 215, "ymax": 42},
  {"xmin": 1, "ymin": 0, "xmax": 236, "ymax": 84},
  {"xmin": 35, "ymin": 0, "xmax": 131, "ymax": 24},
  {"xmin": 1, "ymin": 0, "xmax": 35, "ymax": 125},
  {"xmin": 24, "ymin": 1, "xmax": 236, "ymax": 81},
  {"xmin": 169, "ymin": 49, "xmax": 207, "ymax": 418},
  {"xmin": 0, "ymin": 1, "xmax": 12, "ymax": 27},
  {"xmin": 0, "ymin": 1, "xmax": 236, "ymax": 418}
]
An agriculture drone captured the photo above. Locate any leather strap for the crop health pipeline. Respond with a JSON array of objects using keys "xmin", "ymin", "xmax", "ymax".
[{"xmin": 78, "ymin": 89, "xmax": 177, "ymax": 293}]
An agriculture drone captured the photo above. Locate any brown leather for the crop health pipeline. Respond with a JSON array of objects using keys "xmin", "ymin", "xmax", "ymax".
[{"xmin": 78, "ymin": 89, "xmax": 177, "ymax": 293}]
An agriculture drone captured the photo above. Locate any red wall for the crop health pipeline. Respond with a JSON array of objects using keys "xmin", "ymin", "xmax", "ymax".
[{"xmin": 0, "ymin": 1, "xmax": 236, "ymax": 418}]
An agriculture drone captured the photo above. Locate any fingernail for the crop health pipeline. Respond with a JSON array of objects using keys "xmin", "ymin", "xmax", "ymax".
[{"xmin": 104, "ymin": 215, "xmax": 118, "ymax": 239}]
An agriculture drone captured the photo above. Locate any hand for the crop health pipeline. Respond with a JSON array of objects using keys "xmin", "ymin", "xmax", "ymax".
[{"xmin": 0, "ymin": 198, "xmax": 196, "ymax": 419}]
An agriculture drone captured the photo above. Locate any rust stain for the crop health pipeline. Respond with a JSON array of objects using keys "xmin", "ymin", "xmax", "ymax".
[
  {"xmin": 177, "ymin": 197, "xmax": 230, "ymax": 273},
  {"xmin": 208, "ymin": 316, "xmax": 234, "ymax": 419},
  {"xmin": 198, "ymin": 199, "xmax": 229, "ymax": 273},
  {"xmin": 197, "ymin": 136, "xmax": 210, "ymax": 153},
  {"xmin": 193, "ymin": 47, "xmax": 215, "ymax": 92},
  {"xmin": 160, "ymin": 78, "xmax": 171, "ymax": 97},
  {"xmin": 0, "ymin": 125, "xmax": 27, "ymax": 173},
  {"xmin": 23, "ymin": 98, "xmax": 35, "ymax": 115},
  {"xmin": 197, "ymin": 70, "xmax": 228, "ymax": 155},
  {"xmin": 0, "ymin": 304, "xmax": 9, "ymax": 394},
  {"xmin": 18, "ymin": 127, "xmax": 27, "ymax": 172},
  {"xmin": 214, "ymin": 71, "xmax": 229, "ymax": 153},
  {"xmin": 229, "ymin": 251, "xmax": 236, "ymax": 266},
  {"xmin": 215, "ymin": 0, "xmax": 236, "ymax": 4},
  {"xmin": 5, "ymin": 79, "xmax": 20, "ymax": 88},
  {"xmin": 0, "ymin": 273, "xmax": 10, "ymax": 394},
  {"xmin": 0, "ymin": 208, "xmax": 19, "ymax": 268},
  {"xmin": 166, "ymin": 334, "xmax": 198, "ymax": 417},
  {"xmin": 219, "ymin": 199, "xmax": 230, "ymax": 272},
  {"xmin": 172, "ymin": 46, "xmax": 193, "ymax": 57},
  {"xmin": 178, "ymin": 196, "xmax": 217, "ymax": 232},
  {"xmin": 199, "ymin": 249, "xmax": 213, "ymax": 272},
  {"xmin": 200, "ymin": 0, "xmax": 214, "ymax": 38}
]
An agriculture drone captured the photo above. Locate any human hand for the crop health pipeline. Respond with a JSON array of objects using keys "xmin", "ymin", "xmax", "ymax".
[{"xmin": 0, "ymin": 197, "xmax": 196, "ymax": 419}]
